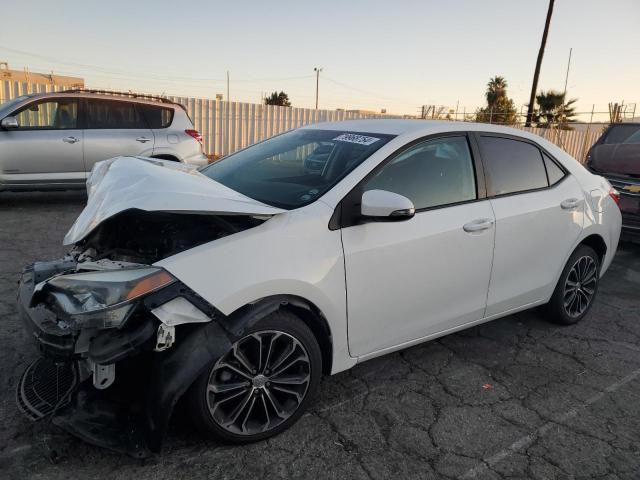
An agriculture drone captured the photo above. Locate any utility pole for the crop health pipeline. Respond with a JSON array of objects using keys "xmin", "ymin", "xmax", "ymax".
[
  {"xmin": 560, "ymin": 47, "xmax": 572, "ymax": 128},
  {"xmin": 525, "ymin": 0, "xmax": 555, "ymax": 127},
  {"xmin": 226, "ymin": 70, "xmax": 230, "ymax": 102},
  {"xmin": 314, "ymin": 67, "xmax": 322, "ymax": 110}
]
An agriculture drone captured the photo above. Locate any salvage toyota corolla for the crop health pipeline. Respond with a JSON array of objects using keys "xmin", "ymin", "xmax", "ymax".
[{"xmin": 17, "ymin": 120, "xmax": 621, "ymax": 456}]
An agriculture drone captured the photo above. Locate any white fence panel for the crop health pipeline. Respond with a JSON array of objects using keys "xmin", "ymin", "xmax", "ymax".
[{"xmin": 1, "ymin": 79, "xmax": 606, "ymax": 162}]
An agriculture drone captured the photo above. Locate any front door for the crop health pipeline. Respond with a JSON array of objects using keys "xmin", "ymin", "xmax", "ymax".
[
  {"xmin": 0, "ymin": 97, "xmax": 84, "ymax": 187},
  {"xmin": 82, "ymin": 98, "xmax": 154, "ymax": 172},
  {"xmin": 341, "ymin": 135, "xmax": 495, "ymax": 357}
]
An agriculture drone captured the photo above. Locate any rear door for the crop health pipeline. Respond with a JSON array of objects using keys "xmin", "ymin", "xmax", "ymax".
[
  {"xmin": 0, "ymin": 97, "xmax": 84, "ymax": 187},
  {"xmin": 82, "ymin": 98, "xmax": 154, "ymax": 172},
  {"xmin": 475, "ymin": 134, "xmax": 584, "ymax": 317}
]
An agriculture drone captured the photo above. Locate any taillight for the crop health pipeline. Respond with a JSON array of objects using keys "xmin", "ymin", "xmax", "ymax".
[
  {"xmin": 185, "ymin": 129, "xmax": 203, "ymax": 144},
  {"xmin": 609, "ymin": 187, "xmax": 620, "ymax": 207}
]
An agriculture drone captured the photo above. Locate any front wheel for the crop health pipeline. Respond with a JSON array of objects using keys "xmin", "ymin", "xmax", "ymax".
[
  {"xmin": 545, "ymin": 244, "xmax": 600, "ymax": 325},
  {"xmin": 187, "ymin": 310, "xmax": 322, "ymax": 443}
]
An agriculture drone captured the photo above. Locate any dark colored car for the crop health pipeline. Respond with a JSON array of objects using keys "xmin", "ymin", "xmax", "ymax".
[{"xmin": 586, "ymin": 123, "xmax": 640, "ymax": 242}]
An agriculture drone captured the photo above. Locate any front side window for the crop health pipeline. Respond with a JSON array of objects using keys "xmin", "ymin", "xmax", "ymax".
[
  {"xmin": 479, "ymin": 136, "xmax": 548, "ymax": 196},
  {"xmin": 13, "ymin": 99, "xmax": 78, "ymax": 130},
  {"xmin": 364, "ymin": 136, "xmax": 477, "ymax": 210},
  {"xmin": 201, "ymin": 129, "xmax": 395, "ymax": 209},
  {"xmin": 86, "ymin": 100, "xmax": 146, "ymax": 129}
]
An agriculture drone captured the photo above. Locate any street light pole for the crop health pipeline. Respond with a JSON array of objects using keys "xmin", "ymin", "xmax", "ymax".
[{"xmin": 314, "ymin": 67, "xmax": 322, "ymax": 109}]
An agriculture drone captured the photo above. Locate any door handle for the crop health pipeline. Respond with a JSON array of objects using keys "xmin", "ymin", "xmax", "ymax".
[
  {"xmin": 560, "ymin": 198, "xmax": 580, "ymax": 210},
  {"xmin": 136, "ymin": 137, "xmax": 151, "ymax": 143},
  {"xmin": 463, "ymin": 218, "xmax": 494, "ymax": 233},
  {"xmin": 62, "ymin": 136, "xmax": 79, "ymax": 144}
]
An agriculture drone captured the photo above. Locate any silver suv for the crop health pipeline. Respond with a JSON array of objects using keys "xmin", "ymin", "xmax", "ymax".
[{"xmin": 0, "ymin": 90, "xmax": 208, "ymax": 191}]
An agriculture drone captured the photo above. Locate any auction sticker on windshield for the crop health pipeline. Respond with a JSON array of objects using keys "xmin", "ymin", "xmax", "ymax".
[{"xmin": 333, "ymin": 133, "xmax": 380, "ymax": 146}]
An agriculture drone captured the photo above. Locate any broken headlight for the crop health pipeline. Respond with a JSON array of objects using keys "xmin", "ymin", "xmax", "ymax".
[{"xmin": 44, "ymin": 267, "xmax": 175, "ymax": 328}]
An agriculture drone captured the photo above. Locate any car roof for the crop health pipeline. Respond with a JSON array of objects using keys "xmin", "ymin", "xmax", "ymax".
[
  {"xmin": 14, "ymin": 91, "xmax": 182, "ymax": 109},
  {"xmin": 301, "ymin": 118, "xmax": 532, "ymax": 137}
]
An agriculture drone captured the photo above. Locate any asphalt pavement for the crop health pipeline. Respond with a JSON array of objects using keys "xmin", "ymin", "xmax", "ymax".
[{"xmin": 1, "ymin": 191, "xmax": 639, "ymax": 479}]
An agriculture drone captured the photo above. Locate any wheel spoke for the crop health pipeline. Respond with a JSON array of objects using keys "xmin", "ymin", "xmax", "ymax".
[
  {"xmin": 268, "ymin": 341, "xmax": 297, "ymax": 373},
  {"xmin": 241, "ymin": 395, "xmax": 258, "ymax": 433},
  {"xmin": 217, "ymin": 361, "xmax": 253, "ymax": 380},
  {"xmin": 232, "ymin": 343, "xmax": 256, "ymax": 375},
  {"xmin": 223, "ymin": 389, "xmax": 254, "ymax": 427},
  {"xmin": 260, "ymin": 394, "xmax": 272, "ymax": 432},
  {"xmin": 564, "ymin": 289, "xmax": 577, "ymax": 308},
  {"xmin": 270, "ymin": 354, "xmax": 307, "ymax": 378},
  {"xmin": 263, "ymin": 387, "xmax": 286, "ymax": 418},
  {"xmin": 272, "ymin": 384, "xmax": 304, "ymax": 402},
  {"xmin": 263, "ymin": 333, "xmax": 281, "ymax": 373},
  {"xmin": 208, "ymin": 381, "xmax": 250, "ymax": 394},
  {"xmin": 269, "ymin": 374, "xmax": 309, "ymax": 386},
  {"xmin": 210, "ymin": 386, "xmax": 251, "ymax": 411}
]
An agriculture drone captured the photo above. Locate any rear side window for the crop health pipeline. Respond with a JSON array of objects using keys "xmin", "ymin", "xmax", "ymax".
[
  {"xmin": 85, "ymin": 100, "xmax": 147, "ymax": 129},
  {"xmin": 603, "ymin": 125, "xmax": 640, "ymax": 144},
  {"xmin": 479, "ymin": 136, "xmax": 548, "ymax": 196},
  {"xmin": 137, "ymin": 104, "xmax": 174, "ymax": 129},
  {"xmin": 543, "ymin": 153, "xmax": 565, "ymax": 185},
  {"xmin": 364, "ymin": 136, "xmax": 477, "ymax": 210}
]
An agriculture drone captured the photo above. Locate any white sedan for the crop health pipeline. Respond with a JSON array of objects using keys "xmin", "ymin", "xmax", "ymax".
[{"xmin": 17, "ymin": 120, "xmax": 621, "ymax": 454}]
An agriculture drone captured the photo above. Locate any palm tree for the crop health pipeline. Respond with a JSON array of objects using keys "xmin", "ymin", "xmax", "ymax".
[
  {"xmin": 533, "ymin": 90, "xmax": 578, "ymax": 129},
  {"xmin": 486, "ymin": 76, "xmax": 508, "ymax": 108},
  {"xmin": 525, "ymin": 0, "xmax": 555, "ymax": 127},
  {"xmin": 475, "ymin": 76, "xmax": 517, "ymax": 125}
]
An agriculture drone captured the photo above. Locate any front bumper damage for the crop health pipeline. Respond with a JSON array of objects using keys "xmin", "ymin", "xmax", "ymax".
[{"xmin": 17, "ymin": 259, "xmax": 232, "ymax": 457}]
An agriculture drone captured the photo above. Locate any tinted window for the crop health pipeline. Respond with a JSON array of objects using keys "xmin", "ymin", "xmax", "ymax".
[
  {"xmin": 202, "ymin": 129, "xmax": 395, "ymax": 209},
  {"xmin": 13, "ymin": 99, "xmax": 78, "ymax": 130},
  {"xmin": 543, "ymin": 153, "xmax": 565, "ymax": 185},
  {"xmin": 138, "ymin": 104, "xmax": 174, "ymax": 128},
  {"xmin": 604, "ymin": 124, "xmax": 640, "ymax": 144},
  {"xmin": 364, "ymin": 136, "xmax": 476, "ymax": 210},
  {"xmin": 479, "ymin": 136, "xmax": 548, "ymax": 196},
  {"xmin": 86, "ymin": 100, "xmax": 146, "ymax": 129}
]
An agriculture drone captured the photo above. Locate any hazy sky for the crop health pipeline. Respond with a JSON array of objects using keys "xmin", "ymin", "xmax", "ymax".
[{"xmin": 1, "ymin": 0, "xmax": 638, "ymax": 117}]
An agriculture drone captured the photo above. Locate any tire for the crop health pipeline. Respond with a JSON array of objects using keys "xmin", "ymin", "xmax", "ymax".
[
  {"xmin": 545, "ymin": 244, "xmax": 600, "ymax": 325},
  {"xmin": 186, "ymin": 309, "xmax": 322, "ymax": 443}
]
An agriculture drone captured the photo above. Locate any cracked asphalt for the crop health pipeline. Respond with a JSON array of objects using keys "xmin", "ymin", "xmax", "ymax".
[{"xmin": 1, "ymin": 191, "xmax": 639, "ymax": 480}]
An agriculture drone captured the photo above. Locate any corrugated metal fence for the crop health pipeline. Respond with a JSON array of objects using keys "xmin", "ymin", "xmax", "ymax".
[
  {"xmin": 165, "ymin": 95, "xmax": 400, "ymax": 157},
  {"xmin": 1, "ymin": 79, "xmax": 603, "ymax": 161}
]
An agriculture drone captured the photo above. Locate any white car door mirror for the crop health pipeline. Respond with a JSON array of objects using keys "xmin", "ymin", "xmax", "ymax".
[
  {"xmin": 1, "ymin": 116, "xmax": 19, "ymax": 129},
  {"xmin": 361, "ymin": 189, "xmax": 415, "ymax": 220}
]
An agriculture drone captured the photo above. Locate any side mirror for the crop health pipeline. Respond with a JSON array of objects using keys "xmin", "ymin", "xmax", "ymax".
[
  {"xmin": 0, "ymin": 116, "xmax": 19, "ymax": 129},
  {"xmin": 361, "ymin": 189, "xmax": 415, "ymax": 220}
]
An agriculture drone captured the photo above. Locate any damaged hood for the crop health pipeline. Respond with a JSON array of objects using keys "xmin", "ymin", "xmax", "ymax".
[{"xmin": 64, "ymin": 157, "xmax": 285, "ymax": 245}]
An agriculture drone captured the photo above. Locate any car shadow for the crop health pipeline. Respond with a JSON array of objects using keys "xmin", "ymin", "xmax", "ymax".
[{"xmin": 0, "ymin": 191, "xmax": 87, "ymax": 208}]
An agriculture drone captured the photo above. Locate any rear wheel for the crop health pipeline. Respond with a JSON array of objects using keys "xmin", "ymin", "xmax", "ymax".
[
  {"xmin": 545, "ymin": 244, "xmax": 600, "ymax": 325},
  {"xmin": 187, "ymin": 310, "xmax": 322, "ymax": 443}
]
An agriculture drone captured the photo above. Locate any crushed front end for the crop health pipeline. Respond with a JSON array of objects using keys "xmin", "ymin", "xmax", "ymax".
[{"xmin": 17, "ymin": 254, "xmax": 232, "ymax": 457}]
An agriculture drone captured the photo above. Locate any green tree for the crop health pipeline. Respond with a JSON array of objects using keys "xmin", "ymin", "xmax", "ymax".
[
  {"xmin": 264, "ymin": 91, "xmax": 291, "ymax": 107},
  {"xmin": 475, "ymin": 76, "xmax": 518, "ymax": 125},
  {"xmin": 532, "ymin": 90, "xmax": 577, "ymax": 129}
]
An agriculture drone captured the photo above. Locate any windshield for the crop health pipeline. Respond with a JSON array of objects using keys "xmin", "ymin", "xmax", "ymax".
[
  {"xmin": 604, "ymin": 124, "xmax": 640, "ymax": 144},
  {"xmin": 201, "ymin": 129, "xmax": 395, "ymax": 209},
  {"xmin": 0, "ymin": 95, "xmax": 30, "ymax": 117}
]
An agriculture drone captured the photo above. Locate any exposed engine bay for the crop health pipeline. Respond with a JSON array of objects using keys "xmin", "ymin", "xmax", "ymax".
[{"xmin": 70, "ymin": 209, "xmax": 265, "ymax": 264}]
